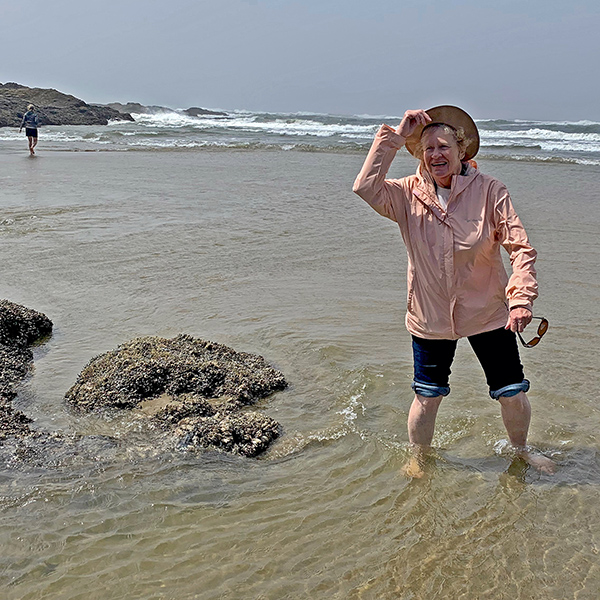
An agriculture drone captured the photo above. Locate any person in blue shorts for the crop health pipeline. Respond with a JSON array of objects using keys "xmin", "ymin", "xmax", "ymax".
[{"xmin": 19, "ymin": 104, "xmax": 39, "ymax": 155}]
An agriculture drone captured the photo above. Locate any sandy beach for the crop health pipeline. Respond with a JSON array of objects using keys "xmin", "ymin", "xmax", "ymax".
[{"xmin": 1, "ymin": 140, "xmax": 600, "ymax": 598}]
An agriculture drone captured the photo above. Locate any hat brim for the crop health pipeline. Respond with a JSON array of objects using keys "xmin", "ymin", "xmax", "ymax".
[{"xmin": 404, "ymin": 105, "xmax": 480, "ymax": 161}]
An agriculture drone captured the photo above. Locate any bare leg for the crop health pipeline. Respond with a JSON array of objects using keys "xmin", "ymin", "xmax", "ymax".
[
  {"xmin": 408, "ymin": 393, "xmax": 443, "ymax": 445},
  {"xmin": 403, "ymin": 394, "xmax": 443, "ymax": 477},
  {"xmin": 31, "ymin": 136, "xmax": 37, "ymax": 153},
  {"xmin": 498, "ymin": 391, "xmax": 555, "ymax": 474},
  {"xmin": 28, "ymin": 136, "xmax": 35, "ymax": 155}
]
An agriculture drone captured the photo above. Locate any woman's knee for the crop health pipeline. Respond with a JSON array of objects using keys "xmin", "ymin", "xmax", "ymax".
[
  {"xmin": 413, "ymin": 393, "xmax": 444, "ymax": 412},
  {"xmin": 497, "ymin": 390, "xmax": 530, "ymax": 410}
]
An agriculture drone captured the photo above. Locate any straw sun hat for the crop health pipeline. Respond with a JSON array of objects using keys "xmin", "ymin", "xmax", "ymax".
[{"xmin": 404, "ymin": 105, "xmax": 480, "ymax": 161}]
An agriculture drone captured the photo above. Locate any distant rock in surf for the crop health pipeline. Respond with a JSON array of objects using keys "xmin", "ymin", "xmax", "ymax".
[
  {"xmin": 107, "ymin": 102, "xmax": 227, "ymax": 118},
  {"xmin": 106, "ymin": 101, "xmax": 175, "ymax": 115},
  {"xmin": 183, "ymin": 106, "xmax": 227, "ymax": 117},
  {"xmin": 0, "ymin": 82, "xmax": 134, "ymax": 127}
]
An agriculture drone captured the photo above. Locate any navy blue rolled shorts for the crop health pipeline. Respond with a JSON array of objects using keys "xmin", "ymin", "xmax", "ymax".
[{"xmin": 411, "ymin": 327, "xmax": 530, "ymax": 400}]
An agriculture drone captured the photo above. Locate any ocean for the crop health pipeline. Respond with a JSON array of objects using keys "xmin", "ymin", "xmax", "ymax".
[
  {"xmin": 0, "ymin": 109, "xmax": 599, "ymax": 599},
  {"xmin": 1, "ymin": 108, "xmax": 600, "ymax": 165}
]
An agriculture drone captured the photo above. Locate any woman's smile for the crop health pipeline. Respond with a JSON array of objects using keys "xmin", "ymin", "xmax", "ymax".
[{"xmin": 422, "ymin": 128, "xmax": 463, "ymax": 188}]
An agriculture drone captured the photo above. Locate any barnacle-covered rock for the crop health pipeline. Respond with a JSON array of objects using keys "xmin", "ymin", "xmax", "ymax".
[
  {"xmin": 65, "ymin": 335, "xmax": 287, "ymax": 410},
  {"xmin": 65, "ymin": 335, "xmax": 287, "ymax": 456},
  {"xmin": 0, "ymin": 300, "xmax": 52, "ymax": 440},
  {"xmin": 146, "ymin": 393, "xmax": 217, "ymax": 429},
  {"xmin": 0, "ymin": 344, "xmax": 33, "ymax": 395},
  {"xmin": 175, "ymin": 411, "xmax": 280, "ymax": 457},
  {"xmin": 0, "ymin": 300, "xmax": 53, "ymax": 352},
  {"xmin": 0, "ymin": 390, "xmax": 34, "ymax": 441},
  {"xmin": 0, "ymin": 304, "xmax": 288, "ymax": 460}
]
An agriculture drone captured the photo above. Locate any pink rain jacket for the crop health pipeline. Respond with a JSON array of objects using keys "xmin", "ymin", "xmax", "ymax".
[{"xmin": 353, "ymin": 124, "xmax": 538, "ymax": 340}]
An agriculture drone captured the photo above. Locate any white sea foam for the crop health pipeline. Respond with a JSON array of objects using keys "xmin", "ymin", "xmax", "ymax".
[
  {"xmin": 131, "ymin": 112, "xmax": 199, "ymax": 128},
  {"xmin": 338, "ymin": 393, "xmax": 366, "ymax": 427},
  {"xmin": 480, "ymin": 128, "xmax": 600, "ymax": 153},
  {"xmin": 0, "ymin": 131, "xmax": 22, "ymax": 141},
  {"xmin": 133, "ymin": 111, "xmax": 377, "ymax": 138},
  {"xmin": 2, "ymin": 110, "xmax": 599, "ymax": 165},
  {"xmin": 477, "ymin": 118, "xmax": 600, "ymax": 126},
  {"xmin": 482, "ymin": 128, "xmax": 600, "ymax": 142}
]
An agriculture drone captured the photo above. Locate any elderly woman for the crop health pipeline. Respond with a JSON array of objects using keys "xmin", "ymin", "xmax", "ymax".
[{"xmin": 353, "ymin": 106, "xmax": 554, "ymax": 474}]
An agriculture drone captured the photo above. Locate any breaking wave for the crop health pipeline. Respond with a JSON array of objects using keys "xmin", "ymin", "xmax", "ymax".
[{"xmin": 3, "ymin": 108, "xmax": 599, "ymax": 165}]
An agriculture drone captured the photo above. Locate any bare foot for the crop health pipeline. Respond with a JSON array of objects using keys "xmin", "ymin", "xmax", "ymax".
[
  {"xmin": 517, "ymin": 449, "xmax": 556, "ymax": 474},
  {"xmin": 402, "ymin": 444, "xmax": 434, "ymax": 478},
  {"xmin": 402, "ymin": 454, "xmax": 427, "ymax": 478}
]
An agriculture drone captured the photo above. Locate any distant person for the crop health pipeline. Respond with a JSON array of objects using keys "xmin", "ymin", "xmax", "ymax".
[
  {"xmin": 19, "ymin": 104, "xmax": 39, "ymax": 155},
  {"xmin": 353, "ymin": 106, "xmax": 554, "ymax": 476}
]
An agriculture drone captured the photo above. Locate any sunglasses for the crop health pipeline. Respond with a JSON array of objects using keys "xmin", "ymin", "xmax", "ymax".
[{"xmin": 517, "ymin": 316, "xmax": 548, "ymax": 348}]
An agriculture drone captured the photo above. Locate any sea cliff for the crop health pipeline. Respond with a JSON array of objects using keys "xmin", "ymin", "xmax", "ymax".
[
  {"xmin": 0, "ymin": 82, "xmax": 134, "ymax": 127},
  {"xmin": 0, "ymin": 82, "xmax": 228, "ymax": 127}
]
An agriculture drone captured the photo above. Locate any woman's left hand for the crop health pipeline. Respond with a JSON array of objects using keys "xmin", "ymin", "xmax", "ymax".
[{"xmin": 505, "ymin": 307, "xmax": 533, "ymax": 333}]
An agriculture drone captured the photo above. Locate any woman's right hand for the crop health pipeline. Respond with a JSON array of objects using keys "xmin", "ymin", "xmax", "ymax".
[{"xmin": 396, "ymin": 109, "xmax": 432, "ymax": 139}]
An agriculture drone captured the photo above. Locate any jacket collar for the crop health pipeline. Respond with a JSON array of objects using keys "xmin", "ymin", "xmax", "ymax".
[{"xmin": 412, "ymin": 162, "xmax": 480, "ymax": 218}]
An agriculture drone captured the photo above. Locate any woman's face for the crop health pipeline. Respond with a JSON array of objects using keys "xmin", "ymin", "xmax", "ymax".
[{"xmin": 421, "ymin": 126, "xmax": 464, "ymax": 188}]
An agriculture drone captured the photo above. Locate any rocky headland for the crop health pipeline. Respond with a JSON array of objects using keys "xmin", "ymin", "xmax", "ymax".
[
  {"xmin": 0, "ymin": 301, "xmax": 288, "ymax": 460},
  {"xmin": 0, "ymin": 83, "xmax": 228, "ymax": 127},
  {"xmin": 0, "ymin": 82, "xmax": 134, "ymax": 127}
]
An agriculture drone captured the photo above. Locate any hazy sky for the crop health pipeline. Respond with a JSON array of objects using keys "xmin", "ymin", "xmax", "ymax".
[{"xmin": 2, "ymin": 0, "xmax": 599, "ymax": 120}]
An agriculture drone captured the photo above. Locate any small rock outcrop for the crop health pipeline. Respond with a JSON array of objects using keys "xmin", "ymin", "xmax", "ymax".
[
  {"xmin": 65, "ymin": 335, "xmax": 288, "ymax": 457},
  {"xmin": 107, "ymin": 102, "xmax": 227, "ymax": 118},
  {"xmin": 183, "ymin": 106, "xmax": 227, "ymax": 117},
  {"xmin": 0, "ymin": 82, "xmax": 134, "ymax": 127},
  {"xmin": 0, "ymin": 300, "xmax": 52, "ymax": 440},
  {"xmin": 176, "ymin": 411, "xmax": 280, "ymax": 457},
  {"xmin": 106, "ymin": 102, "xmax": 174, "ymax": 115}
]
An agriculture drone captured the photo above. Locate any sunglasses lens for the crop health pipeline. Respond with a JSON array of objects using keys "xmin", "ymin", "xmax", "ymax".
[{"xmin": 518, "ymin": 317, "xmax": 548, "ymax": 348}]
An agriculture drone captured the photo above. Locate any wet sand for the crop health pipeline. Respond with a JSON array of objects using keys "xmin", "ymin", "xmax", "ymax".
[{"xmin": 0, "ymin": 145, "xmax": 599, "ymax": 599}]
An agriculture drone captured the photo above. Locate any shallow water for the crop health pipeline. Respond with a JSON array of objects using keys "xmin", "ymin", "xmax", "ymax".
[{"xmin": 0, "ymin": 144, "xmax": 599, "ymax": 599}]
